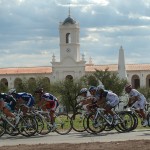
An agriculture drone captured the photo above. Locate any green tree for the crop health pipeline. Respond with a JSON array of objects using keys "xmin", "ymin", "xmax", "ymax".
[
  {"xmin": 88, "ymin": 68, "xmax": 127, "ymax": 96},
  {"xmin": 0, "ymin": 82, "xmax": 8, "ymax": 93},
  {"xmin": 81, "ymin": 74, "xmax": 98, "ymax": 87},
  {"xmin": 53, "ymin": 79, "xmax": 83, "ymax": 114},
  {"xmin": 137, "ymin": 87, "xmax": 150, "ymax": 102}
]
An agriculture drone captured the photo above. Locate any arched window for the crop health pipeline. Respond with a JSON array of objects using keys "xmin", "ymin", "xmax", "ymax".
[
  {"xmin": 42, "ymin": 77, "xmax": 50, "ymax": 84},
  {"xmin": 131, "ymin": 75, "xmax": 140, "ymax": 89},
  {"xmin": 66, "ymin": 33, "xmax": 71, "ymax": 43},
  {"xmin": 0, "ymin": 78, "xmax": 8, "ymax": 87},
  {"xmin": 14, "ymin": 78, "xmax": 22, "ymax": 88},
  {"xmin": 146, "ymin": 74, "xmax": 150, "ymax": 88},
  {"xmin": 28, "ymin": 78, "xmax": 36, "ymax": 91},
  {"xmin": 28, "ymin": 77, "xmax": 36, "ymax": 85},
  {"xmin": 65, "ymin": 75, "xmax": 73, "ymax": 80}
]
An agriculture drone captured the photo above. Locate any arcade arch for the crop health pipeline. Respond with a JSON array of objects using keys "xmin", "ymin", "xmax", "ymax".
[
  {"xmin": 65, "ymin": 75, "xmax": 73, "ymax": 80},
  {"xmin": 14, "ymin": 78, "xmax": 22, "ymax": 88},
  {"xmin": 131, "ymin": 75, "xmax": 140, "ymax": 89},
  {"xmin": 146, "ymin": 74, "xmax": 150, "ymax": 88},
  {"xmin": 0, "ymin": 78, "xmax": 8, "ymax": 87}
]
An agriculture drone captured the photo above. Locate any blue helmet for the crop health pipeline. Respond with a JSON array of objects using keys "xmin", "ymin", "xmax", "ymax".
[
  {"xmin": 97, "ymin": 84, "xmax": 105, "ymax": 91},
  {"xmin": 89, "ymin": 86, "xmax": 97, "ymax": 92},
  {"xmin": 8, "ymin": 88, "xmax": 16, "ymax": 95},
  {"xmin": 80, "ymin": 88, "xmax": 88, "ymax": 94}
]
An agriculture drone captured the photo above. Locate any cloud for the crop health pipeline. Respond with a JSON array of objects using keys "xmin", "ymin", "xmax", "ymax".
[{"xmin": 0, "ymin": 0, "xmax": 150, "ymax": 68}]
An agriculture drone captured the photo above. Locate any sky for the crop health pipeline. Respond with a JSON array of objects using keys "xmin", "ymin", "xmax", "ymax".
[{"xmin": 0, "ymin": 0, "xmax": 150, "ymax": 68}]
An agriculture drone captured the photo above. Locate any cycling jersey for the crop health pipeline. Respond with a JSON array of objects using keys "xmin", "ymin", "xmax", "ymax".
[
  {"xmin": 41, "ymin": 93, "xmax": 59, "ymax": 111},
  {"xmin": 100, "ymin": 90, "xmax": 119, "ymax": 107},
  {"xmin": 15, "ymin": 92, "xmax": 35, "ymax": 107},
  {"xmin": 128, "ymin": 89, "xmax": 146, "ymax": 102},
  {"xmin": 128, "ymin": 89, "xmax": 147, "ymax": 109},
  {"xmin": 0, "ymin": 93, "xmax": 16, "ymax": 111}
]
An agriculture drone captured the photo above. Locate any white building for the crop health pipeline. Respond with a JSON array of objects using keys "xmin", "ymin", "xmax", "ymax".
[{"xmin": 0, "ymin": 14, "xmax": 150, "ymax": 89}]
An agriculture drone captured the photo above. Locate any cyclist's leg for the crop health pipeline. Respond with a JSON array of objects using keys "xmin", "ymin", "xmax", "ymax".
[
  {"xmin": 0, "ymin": 100, "xmax": 4, "ymax": 110},
  {"xmin": 3, "ymin": 102, "xmax": 15, "ymax": 118},
  {"xmin": 50, "ymin": 101, "xmax": 58, "ymax": 125}
]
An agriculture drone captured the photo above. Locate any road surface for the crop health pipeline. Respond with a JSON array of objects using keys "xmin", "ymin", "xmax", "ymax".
[{"xmin": 0, "ymin": 129, "xmax": 150, "ymax": 146}]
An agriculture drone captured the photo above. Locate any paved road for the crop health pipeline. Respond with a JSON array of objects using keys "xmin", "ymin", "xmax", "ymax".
[{"xmin": 0, "ymin": 129, "xmax": 150, "ymax": 146}]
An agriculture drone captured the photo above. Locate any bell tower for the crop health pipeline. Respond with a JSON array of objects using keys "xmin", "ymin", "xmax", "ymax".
[
  {"xmin": 59, "ymin": 10, "xmax": 80, "ymax": 62},
  {"xmin": 51, "ymin": 9, "xmax": 86, "ymax": 81}
]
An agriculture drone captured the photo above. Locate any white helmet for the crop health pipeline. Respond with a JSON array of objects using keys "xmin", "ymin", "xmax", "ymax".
[
  {"xmin": 97, "ymin": 84, "xmax": 105, "ymax": 91},
  {"xmin": 8, "ymin": 88, "xmax": 16, "ymax": 94},
  {"xmin": 80, "ymin": 88, "xmax": 88, "ymax": 94}
]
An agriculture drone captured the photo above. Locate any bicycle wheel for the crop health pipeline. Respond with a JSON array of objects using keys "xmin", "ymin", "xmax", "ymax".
[
  {"xmin": 5, "ymin": 120, "xmax": 20, "ymax": 136},
  {"xmin": 0, "ymin": 120, "xmax": 5, "ymax": 137},
  {"xmin": 83, "ymin": 114, "xmax": 91, "ymax": 133},
  {"xmin": 18, "ymin": 115, "xmax": 38, "ymax": 137},
  {"xmin": 127, "ymin": 112, "xmax": 138, "ymax": 131},
  {"xmin": 38, "ymin": 113, "xmax": 52, "ymax": 135},
  {"xmin": 71, "ymin": 112, "xmax": 86, "ymax": 132},
  {"xmin": 87, "ymin": 113, "xmax": 105, "ymax": 134},
  {"xmin": 147, "ymin": 112, "xmax": 150, "ymax": 127},
  {"xmin": 55, "ymin": 113, "xmax": 72, "ymax": 135},
  {"xmin": 34, "ymin": 115, "xmax": 44, "ymax": 134},
  {"xmin": 114, "ymin": 111, "xmax": 135, "ymax": 132}
]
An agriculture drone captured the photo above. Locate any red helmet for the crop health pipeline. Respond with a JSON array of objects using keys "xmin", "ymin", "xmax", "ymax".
[
  {"xmin": 35, "ymin": 88, "xmax": 43, "ymax": 94},
  {"xmin": 125, "ymin": 84, "xmax": 132, "ymax": 92}
]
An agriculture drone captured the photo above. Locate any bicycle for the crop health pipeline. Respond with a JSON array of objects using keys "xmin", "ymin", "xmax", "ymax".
[
  {"xmin": 71, "ymin": 105, "xmax": 92, "ymax": 133},
  {"xmin": 86, "ymin": 106, "xmax": 134, "ymax": 134},
  {"xmin": 32, "ymin": 108, "xmax": 72, "ymax": 135},
  {"xmin": 124, "ymin": 103, "xmax": 150, "ymax": 129},
  {"xmin": 0, "ymin": 108, "xmax": 38, "ymax": 137}
]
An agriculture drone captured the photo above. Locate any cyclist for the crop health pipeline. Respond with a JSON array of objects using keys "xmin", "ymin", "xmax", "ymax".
[
  {"xmin": 8, "ymin": 89, "xmax": 35, "ymax": 114},
  {"xmin": 35, "ymin": 88, "xmax": 59, "ymax": 130},
  {"xmin": 96, "ymin": 84, "xmax": 119, "ymax": 124},
  {"xmin": 88, "ymin": 86, "xmax": 97, "ymax": 97},
  {"xmin": 0, "ymin": 92, "xmax": 17, "ymax": 119},
  {"xmin": 3, "ymin": 92, "xmax": 16, "ymax": 112},
  {"xmin": 77, "ymin": 87, "xmax": 96, "ymax": 113},
  {"xmin": 124, "ymin": 84, "xmax": 148, "ymax": 126},
  {"xmin": 88, "ymin": 86, "xmax": 99, "ymax": 105}
]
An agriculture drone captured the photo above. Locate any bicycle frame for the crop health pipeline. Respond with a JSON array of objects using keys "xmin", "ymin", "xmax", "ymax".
[
  {"xmin": 1, "ymin": 113, "xmax": 16, "ymax": 129},
  {"xmin": 94, "ymin": 108, "xmax": 113, "ymax": 125}
]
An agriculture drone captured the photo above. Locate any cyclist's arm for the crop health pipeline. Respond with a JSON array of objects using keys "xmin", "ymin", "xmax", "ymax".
[
  {"xmin": 128, "ymin": 96, "xmax": 138, "ymax": 106},
  {"xmin": 37, "ymin": 98, "xmax": 47, "ymax": 108},
  {"xmin": 97, "ymin": 97, "xmax": 106, "ymax": 107}
]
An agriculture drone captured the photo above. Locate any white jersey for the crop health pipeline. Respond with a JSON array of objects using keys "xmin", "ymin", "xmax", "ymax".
[
  {"xmin": 105, "ymin": 91, "xmax": 119, "ymax": 103},
  {"xmin": 128, "ymin": 89, "xmax": 146, "ymax": 102},
  {"xmin": 102, "ymin": 91, "xmax": 119, "ymax": 107}
]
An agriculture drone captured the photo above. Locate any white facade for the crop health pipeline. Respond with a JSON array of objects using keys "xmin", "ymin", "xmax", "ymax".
[{"xmin": 51, "ymin": 15, "xmax": 86, "ymax": 82}]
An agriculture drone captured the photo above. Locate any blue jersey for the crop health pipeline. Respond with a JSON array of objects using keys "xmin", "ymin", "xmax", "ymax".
[
  {"xmin": 0, "ymin": 93, "xmax": 16, "ymax": 110},
  {"xmin": 15, "ymin": 92, "xmax": 35, "ymax": 107},
  {"xmin": 41, "ymin": 93, "xmax": 58, "ymax": 102}
]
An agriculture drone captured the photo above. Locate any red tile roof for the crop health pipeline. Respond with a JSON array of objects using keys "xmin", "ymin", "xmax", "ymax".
[
  {"xmin": 85, "ymin": 64, "xmax": 117, "ymax": 72},
  {"xmin": 0, "ymin": 66, "xmax": 52, "ymax": 75},
  {"xmin": 0, "ymin": 64, "xmax": 150, "ymax": 75},
  {"xmin": 85, "ymin": 64, "xmax": 150, "ymax": 72}
]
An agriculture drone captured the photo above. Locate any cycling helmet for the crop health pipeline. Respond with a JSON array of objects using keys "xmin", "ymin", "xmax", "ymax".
[
  {"xmin": 8, "ymin": 88, "xmax": 16, "ymax": 95},
  {"xmin": 125, "ymin": 84, "xmax": 132, "ymax": 91},
  {"xmin": 89, "ymin": 86, "xmax": 97, "ymax": 92},
  {"xmin": 35, "ymin": 88, "xmax": 43, "ymax": 93},
  {"xmin": 80, "ymin": 88, "xmax": 88, "ymax": 94},
  {"xmin": 97, "ymin": 84, "xmax": 105, "ymax": 91}
]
